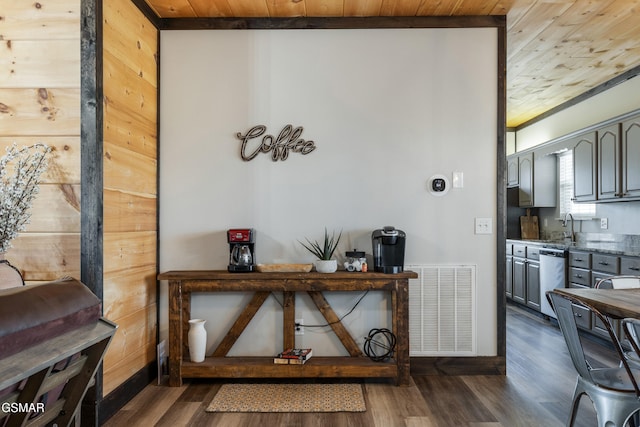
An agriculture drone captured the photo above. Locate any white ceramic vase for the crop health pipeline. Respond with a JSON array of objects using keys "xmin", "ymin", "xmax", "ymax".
[
  {"xmin": 0, "ymin": 252, "xmax": 25, "ymax": 289},
  {"xmin": 315, "ymin": 259, "xmax": 338, "ymax": 273},
  {"xmin": 188, "ymin": 319, "xmax": 207, "ymax": 363}
]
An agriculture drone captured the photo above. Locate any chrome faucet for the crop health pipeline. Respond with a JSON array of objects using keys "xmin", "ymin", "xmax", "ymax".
[{"xmin": 562, "ymin": 212, "xmax": 575, "ymax": 243}]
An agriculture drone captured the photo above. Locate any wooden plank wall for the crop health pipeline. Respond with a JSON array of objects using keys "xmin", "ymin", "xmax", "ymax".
[
  {"xmin": 101, "ymin": 0, "xmax": 159, "ymax": 395},
  {"xmin": 1, "ymin": 0, "xmax": 159, "ymax": 397},
  {"xmin": 0, "ymin": 0, "xmax": 81, "ymax": 280}
]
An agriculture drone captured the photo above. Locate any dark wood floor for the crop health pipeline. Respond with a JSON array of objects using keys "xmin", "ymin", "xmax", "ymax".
[{"xmin": 103, "ymin": 303, "xmax": 617, "ymax": 426}]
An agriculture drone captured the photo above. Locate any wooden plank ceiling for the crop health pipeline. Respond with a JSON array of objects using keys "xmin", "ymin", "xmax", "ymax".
[{"xmin": 143, "ymin": 0, "xmax": 640, "ymax": 128}]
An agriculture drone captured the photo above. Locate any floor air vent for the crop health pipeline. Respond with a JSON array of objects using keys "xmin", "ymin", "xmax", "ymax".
[{"xmin": 405, "ymin": 264, "xmax": 477, "ymax": 356}]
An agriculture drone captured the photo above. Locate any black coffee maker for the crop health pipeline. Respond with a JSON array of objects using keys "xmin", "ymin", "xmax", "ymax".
[
  {"xmin": 227, "ymin": 228, "xmax": 255, "ymax": 272},
  {"xmin": 372, "ymin": 226, "xmax": 406, "ymax": 274}
]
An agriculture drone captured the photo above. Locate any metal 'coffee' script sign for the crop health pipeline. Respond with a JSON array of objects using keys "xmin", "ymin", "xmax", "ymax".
[{"xmin": 236, "ymin": 124, "xmax": 316, "ymax": 162}]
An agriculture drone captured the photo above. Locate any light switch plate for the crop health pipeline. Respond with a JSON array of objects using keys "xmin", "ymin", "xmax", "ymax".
[
  {"xmin": 452, "ymin": 171, "xmax": 464, "ymax": 188},
  {"xmin": 475, "ymin": 217, "xmax": 492, "ymax": 234},
  {"xmin": 600, "ymin": 218, "xmax": 608, "ymax": 229}
]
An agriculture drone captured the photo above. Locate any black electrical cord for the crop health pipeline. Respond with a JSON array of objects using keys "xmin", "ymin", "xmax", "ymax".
[
  {"xmin": 271, "ymin": 291, "xmax": 395, "ymax": 361},
  {"xmin": 271, "ymin": 289, "xmax": 370, "ymax": 329},
  {"xmin": 363, "ymin": 328, "xmax": 396, "ymax": 362}
]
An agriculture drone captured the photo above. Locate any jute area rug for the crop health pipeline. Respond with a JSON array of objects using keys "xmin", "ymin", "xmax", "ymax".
[{"xmin": 205, "ymin": 383, "xmax": 366, "ymax": 413}]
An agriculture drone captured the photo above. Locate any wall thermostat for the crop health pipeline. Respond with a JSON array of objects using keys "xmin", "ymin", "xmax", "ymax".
[{"xmin": 428, "ymin": 174, "xmax": 450, "ymax": 196}]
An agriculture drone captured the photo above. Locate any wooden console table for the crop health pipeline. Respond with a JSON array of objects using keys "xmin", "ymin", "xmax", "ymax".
[{"xmin": 158, "ymin": 270, "xmax": 417, "ymax": 387}]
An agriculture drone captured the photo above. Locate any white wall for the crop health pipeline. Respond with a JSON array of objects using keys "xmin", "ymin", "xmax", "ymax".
[
  {"xmin": 159, "ymin": 28, "xmax": 498, "ymax": 356},
  {"xmin": 516, "ymin": 75, "xmax": 640, "ymax": 151},
  {"xmin": 506, "ymin": 130, "xmax": 516, "ymax": 155}
]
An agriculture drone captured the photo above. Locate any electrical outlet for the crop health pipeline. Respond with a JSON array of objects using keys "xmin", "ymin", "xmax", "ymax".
[
  {"xmin": 475, "ymin": 217, "xmax": 492, "ymax": 234},
  {"xmin": 295, "ymin": 318, "xmax": 304, "ymax": 335},
  {"xmin": 600, "ymin": 218, "xmax": 608, "ymax": 229}
]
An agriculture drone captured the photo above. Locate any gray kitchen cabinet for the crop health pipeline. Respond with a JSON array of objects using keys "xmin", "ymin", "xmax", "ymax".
[
  {"xmin": 591, "ymin": 270, "xmax": 614, "ymax": 288},
  {"xmin": 507, "ymin": 155, "xmax": 519, "ymax": 187},
  {"xmin": 591, "ymin": 270, "xmax": 621, "ymax": 338},
  {"xmin": 507, "ymin": 243, "xmax": 540, "ymax": 312},
  {"xmin": 568, "ymin": 250, "xmax": 592, "ymax": 330},
  {"xmin": 569, "ymin": 266, "xmax": 591, "ymax": 287},
  {"xmin": 525, "ymin": 246, "xmax": 541, "ymax": 310},
  {"xmin": 506, "ymin": 244, "xmax": 513, "ymax": 299},
  {"xmin": 621, "ymin": 256, "xmax": 640, "ymax": 275},
  {"xmin": 591, "ymin": 253, "xmax": 619, "ymax": 275},
  {"xmin": 506, "ymin": 255, "xmax": 513, "ymax": 299},
  {"xmin": 568, "ymin": 249, "xmax": 635, "ymax": 339},
  {"xmin": 569, "ymin": 294, "xmax": 592, "ymax": 330},
  {"xmin": 518, "ymin": 152, "xmax": 557, "ymax": 207},
  {"xmin": 525, "ymin": 259, "xmax": 540, "ymax": 310},
  {"xmin": 526, "ymin": 108, "xmax": 640, "ymax": 204},
  {"xmin": 518, "ymin": 154, "xmax": 533, "ymax": 206},
  {"xmin": 590, "ymin": 256, "xmax": 621, "ymax": 339},
  {"xmin": 513, "ymin": 244, "xmax": 526, "ymax": 258},
  {"xmin": 596, "ymin": 116, "xmax": 640, "ymax": 201},
  {"xmin": 511, "ymin": 243, "xmax": 527, "ymax": 305},
  {"xmin": 569, "ymin": 251, "xmax": 591, "ymax": 269},
  {"xmin": 598, "ymin": 123, "xmax": 621, "ymax": 201},
  {"xmin": 512, "ymin": 256, "xmax": 526, "ymax": 304},
  {"xmin": 621, "ymin": 115, "xmax": 640, "ymax": 199},
  {"xmin": 507, "ymin": 241, "xmax": 639, "ymax": 334},
  {"xmin": 572, "ymin": 131, "xmax": 597, "ymax": 202}
]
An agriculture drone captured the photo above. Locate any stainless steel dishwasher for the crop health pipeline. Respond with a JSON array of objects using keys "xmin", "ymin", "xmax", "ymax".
[{"xmin": 539, "ymin": 247, "xmax": 567, "ymax": 318}]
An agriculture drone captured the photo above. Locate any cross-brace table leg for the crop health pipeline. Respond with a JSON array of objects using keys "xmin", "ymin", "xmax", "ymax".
[
  {"xmin": 307, "ymin": 291, "xmax": 363, "ymax": 357},
  {"xmin": 212, "ymin": 291, "xmax": 271, "ymax": 357}
]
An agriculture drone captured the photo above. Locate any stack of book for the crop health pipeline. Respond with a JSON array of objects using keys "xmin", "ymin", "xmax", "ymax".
[{"xmin": 273, "ymin": 348, "xmax": 313, "ymax": 364}]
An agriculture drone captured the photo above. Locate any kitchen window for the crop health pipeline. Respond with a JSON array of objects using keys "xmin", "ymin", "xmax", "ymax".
[{"xmin": 558, "ymin": 150, "xmax": 596, "ymax": 219}]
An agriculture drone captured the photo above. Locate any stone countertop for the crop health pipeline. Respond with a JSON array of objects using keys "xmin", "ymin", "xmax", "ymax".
[{"xmin": 507, "ymin": 238, "xmax": 640, "ymax": 257}]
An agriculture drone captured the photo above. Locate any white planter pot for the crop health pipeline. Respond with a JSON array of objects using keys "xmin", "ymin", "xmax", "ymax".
[
  {"xmin": 315, "ymin": 259, "xmax": 338, "ymax": 273},
  {"xmin": 188, "ymin": 319, "xmax": 207, "ymax": 363},
  {"xmin": 0, "ymin": 252, "xmax": 25, "ymax": 288}
]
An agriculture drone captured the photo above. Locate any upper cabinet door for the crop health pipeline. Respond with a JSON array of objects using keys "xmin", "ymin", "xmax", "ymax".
[
  {"xmin": 572, "ymin": 132, "xmax": 597, "ymax": 202},
  {"xmin": 518, "ymin": 153, "xmax": 533, "ymax": 207},
  {"xmin": 517, "ymin": 151, "xmax": 556, "ymax": 207},
  {"xmin": 597, "ymin": 123, "xmax": 621, "ymax": 201},
  {"xmin": 622, "ymin": 116, "xmax": 640, "ymax": 199}
]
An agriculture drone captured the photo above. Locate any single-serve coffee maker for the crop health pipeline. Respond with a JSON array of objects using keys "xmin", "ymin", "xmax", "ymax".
[
  {"xmin": 372, "ymin": 226, "xmax": 406, "ymax": 274},
  {"xmin": 227, "ymin": 228, "xmax": 255, "ymax": 272}
]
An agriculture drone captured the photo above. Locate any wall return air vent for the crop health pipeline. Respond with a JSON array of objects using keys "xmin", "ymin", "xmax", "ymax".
[{"xmin": 406, "ymin": 264, "xmax": 477, "ymax": 356}]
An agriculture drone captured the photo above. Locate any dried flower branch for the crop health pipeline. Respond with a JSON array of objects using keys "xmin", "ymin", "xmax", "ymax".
[{"xmin": 0, "ymin": 143, "xmax": 52, "ymax": 252}]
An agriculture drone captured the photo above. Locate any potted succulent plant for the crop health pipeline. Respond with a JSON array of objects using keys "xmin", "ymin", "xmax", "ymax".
[{"xmin": 299, "ymin": 228, "xmax": 342, "ymax": 273}]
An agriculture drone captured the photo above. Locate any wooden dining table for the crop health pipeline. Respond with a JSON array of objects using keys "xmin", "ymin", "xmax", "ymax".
[{"xmin": 552, "ymin": 287, "xmax": 640, "ymax": 319}]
